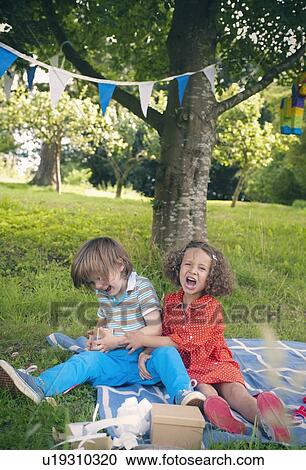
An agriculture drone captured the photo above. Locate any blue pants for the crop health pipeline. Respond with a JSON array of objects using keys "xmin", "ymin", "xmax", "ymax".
[{"xmin": 37, "ymin": 346, "xmax": 191, "ymax": 403}]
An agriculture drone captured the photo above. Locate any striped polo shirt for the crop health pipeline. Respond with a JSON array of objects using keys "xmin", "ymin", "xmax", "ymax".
[{"xmin": 96, "ymin": 271, "xmax": 161, "ymax": 336}]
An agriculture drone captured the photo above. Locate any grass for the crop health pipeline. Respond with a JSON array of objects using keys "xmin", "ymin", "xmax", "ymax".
[{"xmin": 0, "ymin": 182, "xmax": 305, "ymax": 449}]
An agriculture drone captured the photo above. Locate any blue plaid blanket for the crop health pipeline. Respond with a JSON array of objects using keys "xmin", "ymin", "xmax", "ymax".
[{"xmin": 47, "ymin": 333, "xmax": 306, "ymax": 447}]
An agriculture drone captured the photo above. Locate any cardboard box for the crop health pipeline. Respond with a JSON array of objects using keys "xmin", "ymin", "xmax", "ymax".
[
  {"xmin": 66, "ymin": 422, "xmax": 113, "ymax": 450},
  {"xmin": 150, "ymin": 404, "xmax": 205, "ymax": 449}
]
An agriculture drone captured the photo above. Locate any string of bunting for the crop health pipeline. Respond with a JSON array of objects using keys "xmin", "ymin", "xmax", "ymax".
[{"xmin": 0, "ymin": 41, "xmax": 215, "ymax": 117}]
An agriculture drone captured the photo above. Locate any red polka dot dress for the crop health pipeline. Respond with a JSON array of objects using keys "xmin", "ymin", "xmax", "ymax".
[{"xmin": 162, "ymin": 290, "xmax": 244, "ymax": 386}]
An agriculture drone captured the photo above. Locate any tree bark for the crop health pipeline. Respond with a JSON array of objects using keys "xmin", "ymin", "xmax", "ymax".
[
  {"xmin": 231, "ymin": 173, "xmax": 245, "ymax": 208},
  {"xmin": 116, "ymin": 178, "xmax": 123, "ymax": 198},
  {"xmin": 54, "ymin": 141, "xmax": 62, "ymax": 194},
  {"xmin": 152, "ymin": 0, "xmax": 218, "ymax": 250},
  {"xmin": 30, "ymin": 142, "xmax": 57, "ymax": 187}
]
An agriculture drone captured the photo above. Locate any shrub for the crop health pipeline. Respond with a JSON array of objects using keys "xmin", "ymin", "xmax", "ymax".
[
  {"xmin": 292, "ymin": 199, "xmax": 306, "ymax": 209},
  {"xmin": 63, "ymin": 168, "xmax": 92, "ymax": 186}
]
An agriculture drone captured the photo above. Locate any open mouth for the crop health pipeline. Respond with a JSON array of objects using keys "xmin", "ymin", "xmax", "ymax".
[
  {"xmin": 103, "ymin": 285, "xmax": 112, "ymax": 293},
  {"xmin": 186, "ymin": 276, "xmax": 197, "ymax": 288}
]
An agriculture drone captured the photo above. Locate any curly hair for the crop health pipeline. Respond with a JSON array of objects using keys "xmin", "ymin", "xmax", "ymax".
[{"xmin": 164, "ymin": 240, "xmax": 234, "ymax": 297}]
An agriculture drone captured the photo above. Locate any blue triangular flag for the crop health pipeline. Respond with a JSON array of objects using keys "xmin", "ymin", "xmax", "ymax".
[
  {"xmin": 0, "ymin": 47, "xmax": 17, "ymax": 78},
  {"xmin": 176, "ymin": 75, "xmax": 190, "ymax": 105},
  {"xmin": 98, "ymin": 83, "xmax": 116, "ymax": 115},
  {"xmin": 27, "ymin": 66, "xmax": 37, "ymax": 90}
]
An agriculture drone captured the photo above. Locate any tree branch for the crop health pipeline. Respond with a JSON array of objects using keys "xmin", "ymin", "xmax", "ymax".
[
  {"xmin": 217, "ymin": 43, "xmax": 306, "ymax": 116},
  {"xmin": 42, "ymin": 0, "xmax": 164, "ymax": 135}
]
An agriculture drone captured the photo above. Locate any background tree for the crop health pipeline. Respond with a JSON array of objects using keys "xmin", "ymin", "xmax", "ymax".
[
  {"xmin": 1, "ymin": 87, "xmax": 103, "ymax": 192},
  {"xmin": 0, "ymin": 88, "xmax": 24, "ymax": 178},
  {"xmin": 97, "ymin": 105, "xmax": 160, "ymax": 198},
  {"xmin": 214, "ymin": 93, "xmax": 291, "ymax": 207},
  {"xmin": 245, "ymin": 127, "xmax": 306, "ymax": 205},
  {"xmin": 60, "ymin": 145, "xmax": 116, "ymax": 189},
  {"xmin": 0, "ymin": 0, "xmax": 305, "ymax": 248},
  {"xmin": 207, "ymin": 160, "xmax": 240, "ymax": 201},
  {"xmin": 128, "ymin": 158, "xmax": 159, "ymax": 198}
]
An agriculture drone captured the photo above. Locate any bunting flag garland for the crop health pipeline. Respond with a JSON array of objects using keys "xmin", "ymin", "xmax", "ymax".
[
  {"xmin": 0, "ymin": 42, "xmax": 216, "ymax": 116},
  {"xmin": 27, "ymin": 66, "xmax": 37, "ymax": 90},
  {"xmin": 3, "ymin": 71, "xmax": 14, "ymax": 99},
  {"xmin": 203, "ymin": 64, "xmax": 215, "ymax": 94},
  {"xmin": 50, "ymin": 52, "xmax": 66, "ymax": 69},
  {"xmin": 139, "ymin": 82, "xmax": 154, "ymax": 117},
  {"xmin": 98, "ymin": 82, "xmax": 116, "ymax": 115},
  {"xmin": 0, "ymin": 47, "xmax": 17, "ymax": 77},
  {"xmin": 49, "ymin": 67, "xmax": 71, "ymax": 109},
  {"xmin": 176, "ymin": 75, "xmax": 190, "ymax": 106},
  {"xmin": 49, "ymin": 53, "xmax": 60, "ymax": 67}
]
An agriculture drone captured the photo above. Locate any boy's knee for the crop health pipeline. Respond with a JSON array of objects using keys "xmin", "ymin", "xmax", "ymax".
[{"xmin": 77, "ymin": 351, "xmax": 106, "ymax": 368}]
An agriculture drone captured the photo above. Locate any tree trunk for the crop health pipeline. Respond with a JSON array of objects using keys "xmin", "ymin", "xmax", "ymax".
[
  {"xmin": 54, "ymin": 142, "xmax": 62, "ymax": 194},
  {"xmin": 116, "ymin": 178, "xmax": 123, "ymax": 198},
  {"xmin": 152, "ymin": 0, "xmax": 217, "ymax": 251},
  {"xmin": 231, "ymin": 173, "xmax": 245, "ymax": 208},
  {"xmin": 30, "ymin": 142, "xmax": 57, "ymax": 186},
  {"xmin": 112, "ymin": 157, "xmax": 137, "ymax": 199},
  {"xmin": 111, "ymin": 162, "xmax": 123, "ymax": 198}
]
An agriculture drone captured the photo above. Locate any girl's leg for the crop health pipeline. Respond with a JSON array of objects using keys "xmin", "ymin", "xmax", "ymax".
[
  {"xmin": 216, "ymin": 383, "xmax": 291, "ymax": 442},
  {"xmin": 38, "ymin": 350, "xmax": 128, "ymax": 396},
  {"xmin": 196, "ymin": 383, "xmax": 218, "ymax": 398},
  {"xmin": 201, "ymin": 382, "xmax": 247, "ymax": 434},
  {"xmin": 215, "ymin": 382, "xmax": 257, "ymax": 422}
]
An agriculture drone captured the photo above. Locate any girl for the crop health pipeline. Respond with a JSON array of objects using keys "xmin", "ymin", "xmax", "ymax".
[{"xmin": 125, "ymin": 240, "xmax": 291, "ymax": 443}]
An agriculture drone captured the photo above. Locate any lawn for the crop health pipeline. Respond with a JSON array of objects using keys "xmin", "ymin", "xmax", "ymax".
[{"xmin": 0, "ymin": 182, "xmax": 305, "ymax": 449}]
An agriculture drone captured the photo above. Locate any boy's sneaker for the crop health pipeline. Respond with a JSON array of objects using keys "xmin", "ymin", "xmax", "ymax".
[
  {"xmin": 175, "ymin": 389, "xmax": 206, "ymax": 408},
  {"xmin": 257, "ymin": 391, "xmax": 291, "ymax": 443},
  {"xmin": 0, "ymin": 360, "xmax": 45, "ymax": 404},
  {"xmin": 204, "ymin": 396, "xmax": 246, "ymax": 434}
]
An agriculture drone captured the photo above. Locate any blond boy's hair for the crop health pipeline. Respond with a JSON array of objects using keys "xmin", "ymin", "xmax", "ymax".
[{"xmin": 71, "ymin": 237, "xmax": 133, "ymax": 288}]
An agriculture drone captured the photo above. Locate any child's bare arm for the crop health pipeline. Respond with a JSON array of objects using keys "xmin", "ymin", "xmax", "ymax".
[
  {"xmin": 139, "ymin": 310, "xmax": 162, "ymax": 336},
  {"xmin": 141, "ymin": 334, "xmax": 177, "ymax": 348},
  {"xmin": 124, "ymin": 309, "xmax": 178, "ymax": 352},
  {"xmin": 125, "ymin": 331, "xmax": 178, "ymax": 353}
]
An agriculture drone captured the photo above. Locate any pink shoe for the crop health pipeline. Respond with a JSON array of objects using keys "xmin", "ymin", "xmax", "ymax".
[
  {"xmin": 204, "ymin": 396, "xmax": 246, "ymax": 434},
  {"xmin": 257, "ymin": 392, "xmax": 291, "ymax": 443}
]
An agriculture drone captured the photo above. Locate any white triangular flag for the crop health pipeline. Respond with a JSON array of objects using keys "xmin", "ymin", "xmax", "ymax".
[
  {"xmin": 50, "ymin": 53, "xmax": 60, "ymax": 67},
  {"xmin": 49, "ymin": 67, "xmax": 71, "ymax": 109},
  {"xmin": 203, "ymin": 64, "xmax": 215, "ymax": 94},
  {"xmin": 4, "ymin": 72, "xmax": 14, "ymax": 100},
  {"xmin": 139, "ymin": 82, "xmax": 154, "ymax": 117}
]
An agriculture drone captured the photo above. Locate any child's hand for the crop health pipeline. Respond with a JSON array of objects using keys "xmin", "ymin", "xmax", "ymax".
[
  {"xmin": 87, "ymin": 327, "xmax": 110, "ymax": 351},
  {"xmin": 138, "ymin": 351, "xmax": 152, "ymax": 380},
  {"xmin": 91, "ymin": 330, "xmax": 127, "ymax": 352},
  {"xmin": 124, "ymin": 331, "xmax": 145, "ymax": 354}
]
